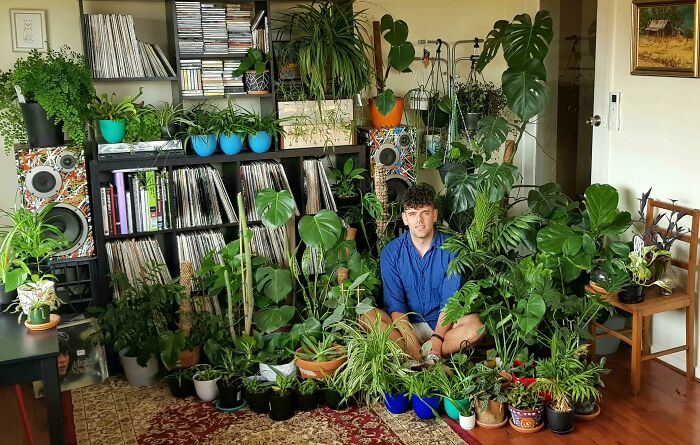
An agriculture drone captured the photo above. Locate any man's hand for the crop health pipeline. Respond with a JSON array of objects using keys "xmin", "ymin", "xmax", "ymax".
[{"xmin": 430, "ymin": 336, "xmax": 443, "ymax": 358}]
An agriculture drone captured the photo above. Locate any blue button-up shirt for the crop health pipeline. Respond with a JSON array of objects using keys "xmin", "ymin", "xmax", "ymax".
[{"xmin": 380, "ymin": 230, "xmax": 461, "ymax": 329}]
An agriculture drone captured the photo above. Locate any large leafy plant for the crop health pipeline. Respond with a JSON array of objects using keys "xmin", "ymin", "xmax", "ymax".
[
  {"xmin": 374, "ymin": 14, "xmax": 416, "ymax": 115},
  {"xmin": 89, "ymin": 88, "xmax": 144, "ymax": 121},
  {"xmin": 328, "ymin": 158, "xmax": 367, "ymax": 199},
  {"xmin": 0, "ymin": 71, "xmax": 26, "ymax": 154},
  {"xmin": 10, "ymin": 46, "xmax": 95, "ymax": 147}
]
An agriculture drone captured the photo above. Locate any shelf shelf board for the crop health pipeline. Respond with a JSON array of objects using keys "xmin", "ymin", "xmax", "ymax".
[
  {"xmin": 104, "ymin": 229, "xmax": 173, "ymax": 241},
  {"xmin": 182, "ymin": 92, "xmax": 273, "ymax": 100},
  {"xmin": 175, "ymin": 222, "xmax": 239, "ymax": 233},
  {"xmin": 93, "ymin": 76, "xmax": 178, "ymax": 82}
]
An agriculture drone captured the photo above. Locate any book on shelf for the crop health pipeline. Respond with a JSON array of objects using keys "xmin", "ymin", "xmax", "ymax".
[
  {"xmin": 84, "ymin": 13, "xmax": 174, "ymax": 79},
  {"xmin": 105, "ymin": 237, "xmax": 171, "ymax": 299},
  {"xmin": 171, "ymin": 165, "xmax": 237, "ymax": 229},
  {"xmin": 99, "ymin": 168, "xmax": 171, "ymax": 236},
  {"xmin": 239, "ymin": 161, "xmax": 300, "ymax": 222}
]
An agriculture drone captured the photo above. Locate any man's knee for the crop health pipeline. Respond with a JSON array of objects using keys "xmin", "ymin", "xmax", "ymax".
[
  {"xmin": 456, "ymin": 314, "xmax": 485, "ymax": 342},
  {"xmin": 358, "ymin": 308, "xmax": 387, "ymax": 331}
]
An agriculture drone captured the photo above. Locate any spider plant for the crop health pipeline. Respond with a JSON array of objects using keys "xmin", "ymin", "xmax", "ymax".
[
  {"xmin": 296, "ymin": 331, "xmax": 345, "ymax": 362},
  {"xmin": 297, "ymin": 378, "xmax": 318, "ymax": 396}
]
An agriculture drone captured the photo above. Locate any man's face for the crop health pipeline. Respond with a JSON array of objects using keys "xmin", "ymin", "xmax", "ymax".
[
  {"xmin": 57, "ymin": 353, "xmax": 69, "ymax": 378},
  {"xmin": 402, "ymin": 205, "xmax": 438, "ymax": 239}
]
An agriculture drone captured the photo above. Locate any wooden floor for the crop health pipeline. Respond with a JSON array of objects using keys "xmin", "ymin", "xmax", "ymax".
[{"xmin": 1, "ymin": 347, "xmax": 698, "ymax": 445}]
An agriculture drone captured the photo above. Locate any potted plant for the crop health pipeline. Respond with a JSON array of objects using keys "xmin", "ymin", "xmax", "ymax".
[
  {"xmin": 148, "ymin": 101, "xmax": 184, "ymax": 140},
  {"xmin": 573, "ymin": 358, "xmax": 609, "ymax": 416},
  {"xmin": 295, "ymin": 378, "xmax": 319, "ymax": 411},
  {"xmin": 533, "ymin": 330, "xmax": 606, "ymax": 434},
  {"xmin": 88, "ymin": 88, "xmax": 144, "ymax": 144},
  {"xmin": 124, "ymin": 106, "xmax": 161, "ymax": 143},
  {"xmin": 370, "ymin": 14, "xmax": 415, "ymax": 127},
  {"xmin": 321, "ymin": 370, "xmax": 349, "ymax": 410},
  {"xmin": 383, "ymin": 373, "xmax": 410, "ymax": 415},
  {"xmin": 420, "ymin": 92, "xmax": 451, "ymax": 130},
  {"xmin": 247, "ymin": 113, "xmax": 285, "ymax": 153},
  {"xmin": 233, "ymin": 48, "xmax": 271, "ymax": 95},
  {"xmin": 269, "ymin": 370, "xmax": 297, "ymax": 421},
  {"xmin": 507, "ymin": 382, "xmax": 545, "ymax": 431},
  {"xmin": 215, "ymin": 100, "xmax": 251, "ymax": 155},
  {"xmin": 163, "ymin": 367, "xmax": 196, "ymax": 398},
  {"xmin": 441, "ymin": 352, "xmax": 476, "ymax": 421},
  {"xmin": 5, "ymin": 270, "xmax": 62, "ymax": 325},
  {"xmin": 408, "ymin": 366, "xmax": 444, "ymax": 420},
  {"xmin": 4, "ymin": 46, "xmax": 94, "ymax": 148},
  {"xmin": 455, "ymin": 78, "xmax": 506, "ymax": 132},
  {"xmin": 258, "ymin": 332, "xmax": 298, "ymax": 382},
  {"xmin": 328, "ymin": 158, "xmax": 367, "ymax": 205},
  {"xmin": 470, "ymin": 363, "xmax": 509, "ymax": 427},
  {"xmin": 621, "ymin": 244, "xmax": 673, "ymax": 304},
  {"xmin": 192, "ymin": 364, "xmax": 221, "ymax": 402},
  {"xmin": 216, "ymin": 349, "xmax": 244, "ymax": 409},
  {"xmin": 0, "ymin": 70, "xmax": 26, "ymax": 153},
  {"xmin": 295, "ymin": 331, "xmax": 347, "ymax": 380},
  {"xmin": 178, "ymin": 105, "xmax": 219, "ymax": 157},
  {"xmin": 243, "ymin": 376, "xmax": 271, "ymax": 414}
]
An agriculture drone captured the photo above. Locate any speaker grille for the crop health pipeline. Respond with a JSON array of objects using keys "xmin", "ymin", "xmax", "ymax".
[{"xmin": 44, "ymin": 204, "xmax": 88, "ymax": 257}]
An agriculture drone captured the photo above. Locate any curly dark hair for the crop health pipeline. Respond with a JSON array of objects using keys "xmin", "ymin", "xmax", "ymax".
[{"xmin": 403, "ymin": 184, "xmax": 436, "ymax": 211}]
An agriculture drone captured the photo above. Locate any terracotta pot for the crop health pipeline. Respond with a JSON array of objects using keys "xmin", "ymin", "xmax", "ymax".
[
  {"xmin": 295, "ymin": 346, "xmax": 347, "ymax": 380},
  {"xmin": 369, "ymin": 97, "xmax": 404, "ymax": 128},
  {"xmin": 475, "ymin": 399, "xmax": 506, "ymax": 425},
  {"xmin": 178, "ymin": 347, "xmax": 200, "ymax": 368},
  {"xmin": 345, "ymin": 227, "xmax": 357, "ymax": 241}
]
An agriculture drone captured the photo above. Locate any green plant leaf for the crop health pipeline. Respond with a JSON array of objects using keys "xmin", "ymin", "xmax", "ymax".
[
  {"xmin": 445, "ymin": 165, "xmax": 480, "ymax": 212},
  {"xmin": 380, "ymin": 14, "xmax": 394, "ymax": 33},
  {"xmin": 503, "ymin": 11, "xmax": 554, "ymax": 68},
  {"xmin": 537, "ymin": 225, "xmax": 578, "ymax": 254},
  {"xmin": 159, "ymin": 330, "xmax": 185, "ymax": 371},
  {"xmin": 388, "ymin": 42, "xmax": 415, "ymax": 73},
  {"xmin": 475, "ymin": 20, "xmax": 510, "ymax": 72},
  {"xmin": 609, "ymin": 241, "xmax": 631, "ymax": 258},
  {"xmin": 422, "ymin": 151, "xmax": 444, "ymax": 169},
  {"xmin": 298, "ymin": 209, "xmax": 343, "ymax": 250},
  {"xmin": 581, "ymin": 233, "xmax": 596, "ymax": 255},
  {"xmin": 476, "ymin": 116, "xmax": 509, "ymax": 155},
  {"xmin": 254, "ymin": 305, "xmax": 295, "ymax": 334},
  {"xmin": 322, "ymin": 303, "xmax": 345, "ymax": 330},
  {"xmin": 255, "ymin": 189, "xmax": 296, "ymax": 228},
  {"xmin": 527, "ymin": 183, "xmax": 566, "ymax": 218},
  {"xmin": 375, "ymin": 89, "xmax": 397, "ymax": 116},
  {"xmin": 383, "ymin": 19, "xmax": 409, "ymax": 46},
  {"xmin": 355, "ymin": 297, "xmax": 374, "ymax": 315},
  {"xmin": 255, "ymin": 266, "xmax": 292, "ymax": 303},
  {"xmin": 600, "ymin": 211, "xmax": 632, "ymax": 236},
  {"xmin": 502, "ymin": 58, "xmax": 549, "ymax": 122},
  {"xmin": 516, "ymin": 294, "xmax": 546, "ymax": 334},
  {"xmin": 562, "ymin": 236, "xmax": 583, "ymax": 256},
  {"xmin": 479, "ymin": 162, "xmax": 519, "ymax": 202},
  {"xmin": 584, "ymin": 184, "xmax": 619, "ymax": 232},
  {"xmin": 437, "ymin": 95, "xmax": 452, "ymax": 114}
]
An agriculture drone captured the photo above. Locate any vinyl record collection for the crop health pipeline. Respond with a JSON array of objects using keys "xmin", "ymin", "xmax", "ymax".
[
  {"xmin": 240, "ymin": 161, "xmax": 299, "ymax": 222},
  {"xmin": 303, "ymin": 158, "xmax": 337, "ymax": 214},
  {"xmin": 105, "ymin": 237, "xmax": 171, "ymax": 299},
  {"xmin": 172, "ymin": 165, "xmax": 237, "ymax": 229},
  {"xmin": 177, "ymin": 230, "xmax": 226, "ymax": 275},
  {"xmin": 250, "ymin": 225, "xmax": 292, "ymax": 269}
]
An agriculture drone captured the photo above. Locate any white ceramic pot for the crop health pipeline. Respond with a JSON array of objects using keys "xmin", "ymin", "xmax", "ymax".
[
  {"xmin": 118, "ymin": 349, "xmax": 159, "ymax": 387},
  {"xmin": 17, "ymin": 280, "xmax": 56, "ymax": 314},
  {"xmin": 459, "ymin": 413, "xmax": 476, "ymax": 430},
  {"xmin": 409, "ymin": 89, "xmax": 430, "ymax": 111},
  {"xmin": 258, "ymin": 360, "xmax": 297, "ymax": 382},
  {"xmin": 194, "ymin": 378, "xmax": 219, "ymax": 402}
]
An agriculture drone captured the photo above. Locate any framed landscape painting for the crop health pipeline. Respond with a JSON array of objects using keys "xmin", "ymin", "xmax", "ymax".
[{"xmin": 632, "ymin": 0, "xmax": 699, "ymax": 77}]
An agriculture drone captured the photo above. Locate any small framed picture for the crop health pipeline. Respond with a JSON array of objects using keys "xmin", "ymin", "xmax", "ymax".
[{"xmin": 10, "ymin": 9, "xmax": 48, "ymax": 52}]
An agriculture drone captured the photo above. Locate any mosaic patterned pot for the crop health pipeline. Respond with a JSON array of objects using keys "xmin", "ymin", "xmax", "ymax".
[
  {"xmin": 245, "ymin": 70, "xmax": 271, "ymax": 94},
  {"xmin": 509, "ymin": 404, "xmax": 544, "ymax": 429}
]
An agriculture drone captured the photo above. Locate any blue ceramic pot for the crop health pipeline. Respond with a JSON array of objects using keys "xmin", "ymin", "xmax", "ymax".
[
  {"xmin": 412, "ymin": 395, "xmax": 440, "ymax": 420},
  {"xmin": 219, "ymin": 133, "xmax": 244, "ymax": 155},
  {"xmin": 98, "ymin": 119, "xmax": 127, "ymax": 144},
  {"xmin": 444, "ymin": 398, "xmax": 470, "ymax": 421},
  {"xmin": 248, "ymin": 131, "xmax": 272, "ymax": 153},
  {"xmin": 192, "ymin": 134, "xmax": 218, "ymax": 157},
  {"xmin": 384, "ymin": 392, "xmax": 410, "ymax": 414}
]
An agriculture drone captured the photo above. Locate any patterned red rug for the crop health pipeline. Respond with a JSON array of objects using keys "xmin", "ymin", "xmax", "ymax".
[{"xmin": 68, "ymin": 378, "xmax": 481, "ymax": 445}]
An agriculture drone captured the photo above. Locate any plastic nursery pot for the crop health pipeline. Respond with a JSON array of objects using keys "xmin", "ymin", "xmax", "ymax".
[
  {"xmin": 444, "ymin": 399, "xmax": 470, "ymax": 421},
  {"xmin": 618, "ymin": 285, "xmax": 644, "ymax": 304},
  {"xmin": 322, "ymin": 388, "xmax": 347, "ymax": 410},
  {"xmin": 118, "ymin": 349, "xmax": 159, "ymax": 387},
  {"xmin": 384, "ymin": 392, "xmax": 410, "ymax": 415},
  {"xmin": 191, "ymin": 134, "xmax": 218, "ymax": 157},
  {"xmin": 459, "ymin": 413, "xmax": 476, "ymax": 430},
  {"xmin": 244, "ymin": 389, "xmax": 269, "ymax": 414},
  {"xmin": 217, "ymin": 380, "xmax": 244, "ymax": 409},
  {"xmin": 258, "ymin": 360, "xmax": 296, "ymax": 382},
  {"xmin": 465, "ymin": 112, "xmax": 480, "ymax": 132},
  {"xmin": 0, "ymin": 283, "xmax": 17, "ymax": 308},
  {"xmin": 369, "ymin": 97, "xmax": 404, "ymax": 128},
  {"xmin": 168, "ymin": 377, "xmax": 195, "ymax": 398},
  {"xmin": 19, "ymin": 102, "xmax": 64, "ymax": 148},
  {"xmin": 546, "ymin": 404, "xmax": 575, "ymax": 434},
  {"xmin": 219, "ymin": 133, "xmax": 245, "ymax": 155},
  {"xmin": 248, "ymin": 131, "xmax": 273, "ymax": 153},
  {"xmin": 295, "ymin": 390, "xmax": 319, "ymax": 412},
  {"xmin": 194, "ymin": 378, "xmax": 219, "ymax": 402},
  {"xmin": 411, "ymin": 395, "xmax": 440, "ymax": 420},
  {"xmin": 28, "ymin": 305, "xmax": 51, "ymax": 325},
  {"xmin": 269, "ymin": 392, "xmax": 295, "ymax": 421},
  {"xmin": 509, "ymin": 404, "xmax": 545, "ymax": 429},
  {"xmin": 98, "ymin": 119, "xmax": 128, "ymax": 144}
]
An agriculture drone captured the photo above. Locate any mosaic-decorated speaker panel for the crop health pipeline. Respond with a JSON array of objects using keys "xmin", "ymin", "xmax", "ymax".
[
  {"xmin": 16, "ymin": 146, "xmax": 95, "ymax": 259},
  {"xmin": 365, "ymin": 126, "xmax": 417, "ymax": 183}
]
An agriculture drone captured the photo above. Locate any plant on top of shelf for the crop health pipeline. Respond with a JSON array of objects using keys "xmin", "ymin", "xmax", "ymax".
[
  {"xmin": 369, "ymin": 14, "xmax": 415, "ymax": 127},
  {"xmin": 89, "ymin": 88, "xmax": 144, "ymax": 144},
  {"xmin": 328, "ymin": 158, "xmax": 367, "ymax": 199},
  {"xmin": 6, "ymin": 46, "xmax": 95, "ymax": 148},
  {"xmin": 147, "ymin": 101, "xmax": 185, "ymax": 140},
  {"xmin": 247, "ymin": 113, "xmax": 287, "ymax": 153},
  {"xmin": 279, "ymin": 0, "xmax": 372, "ymax": 103},
  {"xmin": 125, "ymin": 106, "xmax": 160, "ymax": 144},
  {"xmin": 177, "ymin": 104, "xmax": 220, "ymax": 156},
  {"xmin": 233, "ymin": 48, "xmax": 271, "ymax": 95}
]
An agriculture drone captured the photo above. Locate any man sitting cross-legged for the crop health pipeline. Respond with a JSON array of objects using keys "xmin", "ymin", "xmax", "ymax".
[{"xmin": 360, "ymin": 184, "xmax": 484, "ymax": 360}]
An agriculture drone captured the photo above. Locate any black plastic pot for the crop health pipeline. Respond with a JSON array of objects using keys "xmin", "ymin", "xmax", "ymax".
[
  {"xmin": 269, "ymin": 392, "xmax": 295, "ymax": 421},
  {"xmin": 168, "ymin": 377, "xmax": 195, "ymax": 398},
  {"xmin": 245, "ymin": 390, "xmax": 269, "ymax": 414},
  {"xmin": 546, "ymin": 405, "xmax": 574, "ymax": 434},
  {"xmin": 160, "ymin": 124, "xmax": 179, "ymax": 140},
  {"xmin": 574, "ymin": 396, "xmax": 597, "ymax": 415},
  {"xmin": 465, "ymin": 112, "xmax": 480, "ymax": 132},
  {"xmin": 296, "ymin": 390, "xmax": 319, "ymax": 412},
  {"xmin": 217, "ymin": 380, "xmax": 243, "ymax": 409},
  {"xmin": 19, "ymin": 102, "xmax": 64, "ymax": 148},
  {"xmin": 618, "ymin": 284, "xmax": 644, "ymax": 304},
  {"xmin": 0, "ymin": 283, "xmax": 17, "ymax": 308},
  {"xmin": 322, "ymin": 388, "xmax": 347, "ymax": 410}
]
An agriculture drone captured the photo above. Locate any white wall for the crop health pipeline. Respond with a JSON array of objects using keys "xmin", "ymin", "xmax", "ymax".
[{"xmin": 595, "ymin": 0, "xmax": 700, "ymax": 374}]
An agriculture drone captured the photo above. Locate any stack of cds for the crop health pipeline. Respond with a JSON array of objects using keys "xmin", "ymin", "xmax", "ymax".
[
  {"xmin": 226, "ymin": 4, "xmax": 253, "ymax": 55},
  {"xmin": 201, "ymin": 3, "xmax": 228, "ymax": 54},
  {"xmin": 175, "ymin": 1, "xmax": 203, "ymax": 55}
]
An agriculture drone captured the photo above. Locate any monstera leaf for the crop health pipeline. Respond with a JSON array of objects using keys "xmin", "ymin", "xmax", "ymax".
[
  {"xmin": 502, "ymin": 58, "xmax": 549, "ymax": 122},
  {"xmin": 298, "ymin": 209, "xmax": 343, "ymax": 250},
  {"xmin": 254, "ymin": 305, "xmax": 295, "ymax": 334},
  {"xmin": 527, "ymin": 183, "xmax": 568, "ymax": 218},
  {"xmin": 255, "ymin": 189, "xmax": 296, "ymax": 228},
  {"xmin": 255, "ymin": 266, "xmax": 292, "ymax": 303},
  {"xmin": 445, "ymin": 165, "xmax": 480, "ymax": 212},
  {"xmin": 476, "ymin": 116, "xmax": 509, "ymax": 155},
  {"xmin": 479, "ymin": 162, "xmax": 519, "ymax": 202},
  {"xmin": 381, "ymin": 14, "xmax": 415, "ymax": 73},
  {"xmin": 475, "ymin": 19, "xmax": 510, "ymax": 72},
  {"xmin": 503, "ymin": 11, "xmax": 554, "ymax": 68}
]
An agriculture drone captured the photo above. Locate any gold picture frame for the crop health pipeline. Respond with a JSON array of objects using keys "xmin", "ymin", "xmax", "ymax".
[{"xmin": 631, "ymin": 0, "xmax": 699, "ymax": 77}]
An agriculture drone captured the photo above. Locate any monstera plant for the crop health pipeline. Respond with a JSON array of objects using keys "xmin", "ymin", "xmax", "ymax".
[{"xmin": 473, "ymin": 11, "xmax": 554, "ymax": 159}]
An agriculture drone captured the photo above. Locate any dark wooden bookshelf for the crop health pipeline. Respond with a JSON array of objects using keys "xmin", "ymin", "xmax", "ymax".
[
  {"xmin": 93, "ymin": 76, "xmax": 178, "ymax": 82},
  {"xmin": 182, "ymin": 93, "xmax": 274, "ymax": 100}
]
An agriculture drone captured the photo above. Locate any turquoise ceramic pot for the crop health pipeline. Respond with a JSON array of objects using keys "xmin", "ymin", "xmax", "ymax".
[{"xmin": 98, "ymin": 119, "xmax": 127, "ymax": 144}]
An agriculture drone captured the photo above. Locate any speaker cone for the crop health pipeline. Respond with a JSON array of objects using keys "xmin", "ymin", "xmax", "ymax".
[
  {"xmin": 57, "ymin": 151, "xmax": 78, "ymax": 172},
  {"xmin": 43, "ymin": 204, "xmax": 88, "ymax": 257},
  {"xmin": 25, "ymin": 166, "xmax": 62, "ymax": 199},
  {"xmin": 385, "ymin": 175, "xmax": 412, "ymax": 203},
  {"xmin": 397, "ymin": 131, "xmax": 413, "ymax": 149},
  {"xmin": 374, "ymin": 143, "xmax": 400, "ymax": 168}
]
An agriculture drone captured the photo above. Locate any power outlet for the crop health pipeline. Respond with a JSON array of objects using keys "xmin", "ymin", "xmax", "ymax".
[{"xmin": 609, "ymin": 91, "xmax": 620, "ymax": 130}]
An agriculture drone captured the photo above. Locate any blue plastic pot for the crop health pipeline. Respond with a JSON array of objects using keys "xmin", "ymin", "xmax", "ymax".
[
  {"xmin": 191, "ymin": 134, "xmax": 218, "ymax": 156},
  {"xmin": 248, "ymin": 131, "xmax": 272, "ymax": 153},
  {"xmin": 384, "ymin": 392, "xmax": 410, "ymax": 414},
  {"xmin": 412, "ymin": 395, "xmax": 440, "ymax": 420},
  {"xmin": 98, "ymin": 119, "xmax": 127, "ymax": 144},
  {"xmin": 444, "ymin": 398, "xmax": 470, "ymax": 421},
  {"xmin": 219, "ymin": 133, "xmax": 244, "ymax": 155}
]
